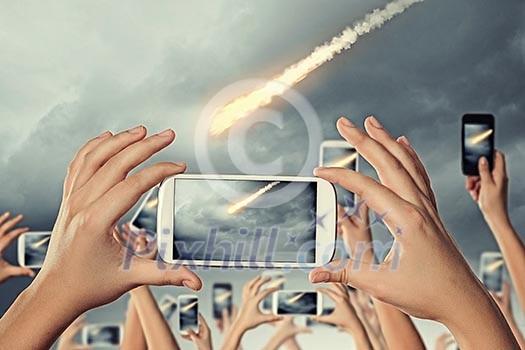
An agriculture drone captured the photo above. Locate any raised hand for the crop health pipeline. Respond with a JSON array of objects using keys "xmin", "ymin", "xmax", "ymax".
[
  {"xmin": 309, "ymin": 117, "xmax": 518, "ymax": 350},
  {"xmin": 0, "ymin": 127, "xmax": 202, "ymax": 350},
  {"xmin": 183, "ymin": 314, "xmax": 213, "ymax": 350},
  {"xmin": 314, "ymin": 284, "xmax": 372, "ymax": 350},
  {"xmin": 263, "ymin": 317, "xmax": 310, "ymax": 350},
  {"xmin": 0, "ymin": 212, "xmax": 34, "ymax": 283},
  {"xmin": 221, "ymin": 275, "xmax": 282, "ymax": 350}
]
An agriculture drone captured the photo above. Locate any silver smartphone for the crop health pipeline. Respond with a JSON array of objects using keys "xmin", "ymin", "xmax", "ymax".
[
  {"xmin": 178, "ymin": 295, "xmax": 199, "ymax": 335},
  {"xmin": 17, "ymin": 232, "xmax": 51, "ymax": 268},
  {"xmin": 272, "ymin": 290, "xmax": 322, "ymax": 316},
  {"xmin": 320, "ymin": 140, "xmax": 358, "ymax": 207},
  {"xmin": 157, "ymin": 174, "xmax": 337, "ymax": 268},
  {"xmin": 480, "ymin": 252, "xmax": 504, "ymax": 292},
  {"xmin": 81, "ymin": 323, "xmax": 123, "ymax": 347}
]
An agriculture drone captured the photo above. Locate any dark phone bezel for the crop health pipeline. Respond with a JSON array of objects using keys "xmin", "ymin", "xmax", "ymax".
[
  {"xmin": 461, "ymin": 114, "xmax": 495, "ymax": 176},
  {"xmin": 212, "ymin": 283, "xmax": 233, "ymax": 319}
]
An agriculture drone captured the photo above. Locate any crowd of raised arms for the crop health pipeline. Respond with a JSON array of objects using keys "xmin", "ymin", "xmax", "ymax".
[{"xmin": 0, "ymin": 117, "xmax": 523, "ymax": 350}]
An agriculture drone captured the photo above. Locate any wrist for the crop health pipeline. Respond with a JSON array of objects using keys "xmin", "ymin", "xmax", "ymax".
[{"xmin": 443, "ymin": 287, "xmax": 517, "ymax": 350}]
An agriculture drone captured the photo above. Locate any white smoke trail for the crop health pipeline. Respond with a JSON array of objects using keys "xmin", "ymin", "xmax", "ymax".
[{"xmin": 211, "ymin": 0, "xmax": 424, "ymax": 135}]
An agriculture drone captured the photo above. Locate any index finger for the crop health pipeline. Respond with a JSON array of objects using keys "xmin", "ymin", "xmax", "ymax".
[
  {"xmin": 314, "ymin": 167, "xmax": 410, "ymax": 233},
  {"xmin": 88, "ymin": 162, "xmax": 186, "ymax": 229},
  {"xmin": 336, "ymin": 117, "xmax": 423, "ymax": 205}
]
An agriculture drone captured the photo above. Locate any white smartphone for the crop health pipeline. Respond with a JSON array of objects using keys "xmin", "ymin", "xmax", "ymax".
[
  {"xmin": 260, "ymin": 271, "xmax": 286, "ymax": 313},
  {"xmin": 157, "ymin": 174, "xmax": 337, "ymax": 268},
  {"xmin": 81, "ymin": 323, "xmax": 123, "ymax": 347},
  {"xmin": 158, "ymin": 294, "xmax": 178, "ymax": 321},
  {"xmin": 178, "ymin": 295, "xmax": 199, "ymax": 335},
  {"xmin": 479, "ymin": 252, "xmax": 504, "ymax": 293},
  {"xmin": 320, "ymin": 140, "xmax": 358, "ymax": 207},
  {"xmin": 130, "ymin": 185, "xmax": 159, "ymax": 238},
  {"xmin": 272, "ymin": 290, "xmax": 322, "ymax": 316},
  {"xmin": 17, "ymin": 231, "xmax": 51, "ymax": 268}
]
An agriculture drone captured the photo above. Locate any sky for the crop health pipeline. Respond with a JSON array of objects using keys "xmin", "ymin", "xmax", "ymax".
[{"xmin": 1, "ymin": 0, "xmax": 524, "ymax": 348}]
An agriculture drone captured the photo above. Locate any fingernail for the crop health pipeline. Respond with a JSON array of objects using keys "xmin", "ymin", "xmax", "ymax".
[
  {"xmin": 313, "ymin": 167, "xmax": 325, "ymax": 176},
  {"xmin": 98, "ymin": 130, "xmax": 112, "ymax": 138},
  {"xmin": 480, "ymin": 157, "xmax": 488, "ymax": 166},
  {"xmin": 174, "ymin": 162, "xmax": 186, "ymax": 168},
  {"xmin": 311, "ymin": 271, "xmax": 330, "ymax": 283},
  {"xmin": 128, "ymin": 125, "xmax": 145, "ymax": 134},
  {"xmin": 157, "ymin": 128, "xmax": 174, "ymax": 137},
  {"xmin": 368, "ymin": 116, "xmax": 382, "ymax": 129},
  {"xmin": 338, "ymin": 117, "xmax": 354, "ymax": 127},
  {"xmin": 183, "ymin": 280, "xmax": 197, "ymax": 291},
  {"xmin": 398, "ymin": 136, "xmax": 411, "ymax": 146}
]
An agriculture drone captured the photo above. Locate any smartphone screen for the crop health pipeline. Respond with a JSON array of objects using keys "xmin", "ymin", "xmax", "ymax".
[
  {"xmin": 275, "ymin": 291, "xmax": 319, "ymax": 315},
  {"xmin": 159, "ymin": 295, "xmax": 177, "ymax": 321},
  {"xmin": 262, "ymin": 273, "xmax": 285, "ymax": 311},
  {"xmin": 22, "ymin": 233, "xmax": 51, "ymax": 267},
  {"xmin": 172, "ymin": 179, "xmax": 317, "ymax": 263},
  {"xmin": 480, "ymin": 254, "xmax": 504, "ymax": 292},
  {"xmin": 462, "ymin": 114, "xmax": 494, "ymax": 176},
  {"xmin": 83, "ymin": 325, "xmax": 122, "ymax": 346},
  {"xmin": 179, "ymin": 296, "xmax": 199, "ymax": 333},
  {"xmin": 321, "ymin": 144, "xmax": 357, "ymax": 207},
  {"xmin": 131, "ymin": 186, "xmax": 159, "ymax": 235},
  {"xmin": 213, "ymin": 283, "xmax": 232, "ymax": 319}
]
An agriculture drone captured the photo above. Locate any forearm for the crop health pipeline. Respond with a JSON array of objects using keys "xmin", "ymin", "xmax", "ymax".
[
  {"xmin": 121, "ymin": 298, "xmax": 147, "ymax": 350},
  {"xmin": 221, "ymin": 323, "xmax": 245, "ymax": 350},
  {"xmin": 263, "ymin": 332, "xmax": 289, "ymax": 350},
  {"xmin": 0, "ymin": 278, "xmax": 83, "ymax": 350},
  {"xmin": 131, "ymin": 286, "xmax": 179, "ymax": 350},
  {"xmin": 373, "ymin": 300, "xmax": 425, "ymax": 350},
  {"xmin": 343, "ymin": 321, "xmax": 373, "ymax": 350},
  {"xmin": 443, "ymin": 288, "xmax": 519, "ymax": 350},
  {"xmin": 358, "ymin": 316, "xmax": 386, "ymax": 350},
  {"xmin": 501, "ymin": 309, "xmax": 525, "ymax": 349},
  {"xmin": 486, "ymin": 216, "xmax": 525, "ymax": 310},
  {"xmin": 283, "ymin": 337, "xmax": 301, "ymax": 350}
]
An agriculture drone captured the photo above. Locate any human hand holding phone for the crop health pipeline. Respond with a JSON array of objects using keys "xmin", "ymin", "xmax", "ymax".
[
  {"xmin": 182, "ymin": 314, "xmax": 213, "ymax": 350},
  {"xmin": 216, "ymin": 305, "xmax": 238, "ymax": 335},
  {"xmin": 309, "ymin": 117, "xmax": 518, "ymax": 350},
  {"xmin": 0, "ymin": 127, "xmax": 202, "ymax": 350},
  {"xmin": 465, "ymin": 151, "xmax": 509, "ymax": 222},
  {"xmin": 314, "ymin": 284, "xmax": 372, "ymax": 350},
  {"xmin": 466, "ymin": 150, "xmax": 525, "ymax": 317},
  {"xmin": 221, "ymin": 275, "xmax": 282, "ymax": 350},
  {"xmin": 0, "ymin": 212, "xmax": 34, "ymax": 283}
]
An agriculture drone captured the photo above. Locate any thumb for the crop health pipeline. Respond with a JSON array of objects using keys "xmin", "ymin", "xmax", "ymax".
[
  {"xmin": 478, "ymin": 157, "xmax": 493, "ymax": 184},
  {"xmin": 130, "ymin": 258, "xmax": 202, "ymax": 291},
  {"xmin": 309, "ymin": 258, "xmax": 381, "ymax": 291},
  {"xmin": 186, "ymin": 328, "xmax": 198, "ymax": 341},
  {"xmin": 6, "ymin": 266, "xmax": 35, "ymax": 278}
]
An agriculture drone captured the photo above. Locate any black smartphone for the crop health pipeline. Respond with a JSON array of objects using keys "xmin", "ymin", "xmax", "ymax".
[
  {"xmin": 212, "ymin": 283, "xmax": 232, "ymax": 319},
  {"xmin": 462, "ymin": 114, "xmax": 494, "ymax": 176}
]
